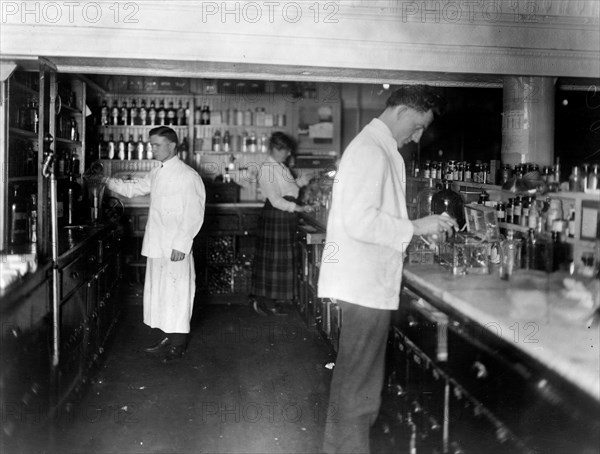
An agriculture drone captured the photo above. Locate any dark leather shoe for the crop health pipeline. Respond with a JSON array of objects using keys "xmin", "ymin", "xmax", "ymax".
[
  {"xmin": 250, "ymin": 298, "xmax": 273, "ymax": 317},
  {"xmin": 162, "ymin": 345, "xmax": 185, "ymax": 363},
  {"xmin": 144, "ymin": 337, "xmax": 171, "ymax": 353}
]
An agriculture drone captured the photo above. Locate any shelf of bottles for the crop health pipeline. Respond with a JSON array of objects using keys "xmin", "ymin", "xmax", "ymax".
[
  {"xmin": 96, "ymin": 95, "xmax": 191, "ymax": 161},
  {"xmin": 5, "ymin": 71, "xmax": 40, "ymax": 251},
  {"xmin": 192, "ymin": 93, "xmax": 290, "ymax": 154}
]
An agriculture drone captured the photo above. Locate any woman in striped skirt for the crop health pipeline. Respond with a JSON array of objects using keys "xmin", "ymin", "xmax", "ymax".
[{"xmin": 250, "ymin": 132, "xmax": 313, "ymax": 315}]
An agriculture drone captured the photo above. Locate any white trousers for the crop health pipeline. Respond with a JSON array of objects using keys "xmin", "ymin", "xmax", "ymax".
[{"xmin": 143, "ymin": 254, "xmax": 196, "ymax": 333}]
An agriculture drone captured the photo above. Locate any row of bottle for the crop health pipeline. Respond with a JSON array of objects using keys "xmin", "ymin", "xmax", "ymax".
[
  {"xmin": 202, "ymin": 130, "xmax": 270, "ymax": 153},
  {"xmin": 414, "ymin": 160, "xmax": 497, "ymax": 184},
  {"xmin": 9, "ymin": 186, "xmax": 37, "ymax": 246},
  {"xmin": 97, "ymin": 134, "xmax": 189, "ymax": 161},
  {"xmin": 493, "ymin": 196, "xmax": 574, "ymax": 237},
  {"xmin": 499, "ymin": 228, "xmax": 568, "ymax": 279},
  {"xmin": 100, "ymin": 99, "xmax": 191, "ymax": 127},
  {"xmin": 56, "ymin": 116, "xmax": 80, "ymax": 142},
  {"xmin": 15, "ymin": 98, "xmax": 39, "ymax": 133},
  {"xmin": 568, "ymin": 164, "xmax": 600, "ymax": 192},
  {"xmin": 9, "ymin": 175, "xmax": 85, "ymax": 246},
  {"xmin": 99, "ymin": 99, "xmax": 287, "ymax": 128},
  {"xmin": 193, "ymin": 106, "xmax": 287, "ymax": 128}
]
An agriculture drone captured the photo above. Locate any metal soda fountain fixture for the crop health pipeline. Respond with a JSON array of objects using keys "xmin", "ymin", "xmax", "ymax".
[{"xmin": 83, "ymin": 161, "xmax": 106, "ymax": 225}]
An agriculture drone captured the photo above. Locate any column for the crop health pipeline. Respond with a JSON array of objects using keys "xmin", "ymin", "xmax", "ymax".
[{"xmin": 501, "ymin": 76, "xmax": 556, "ymax": 167}]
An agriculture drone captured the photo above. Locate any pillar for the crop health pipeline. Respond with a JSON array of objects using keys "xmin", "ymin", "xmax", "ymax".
[{"xmin": 501, "ymin": 76, "xmax": 557, "ymax": 167}]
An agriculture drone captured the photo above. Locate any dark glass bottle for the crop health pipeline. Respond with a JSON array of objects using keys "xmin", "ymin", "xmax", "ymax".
[
  {"xmin": 129, "ymin": 99, "xmax": 139, "ymax": 126},
  {"xmin": 166, "ymin": 101, "xmax": 176, "ymax": 126},
  {"xmin": 100, "ymin": 99, "xmax": 109, "ymax": 126},
  {"xmin": 513, "ymin": 196, "xmax": 522, "ymax": 226},
  {"xmin": 158, "ymin": 100, "xmax": 166, "ymax": 126},
  {"xmin": 66, "ymin": 173, "xmax": 82, "ymax": 226},
  {"xmin": 523, "ymin": 228, "xmax": 537, "ymax": 270},
  {"xmin": 139, "ymin": 100, "xmax": 148, "ymax": 125},
  {"xmin": 110, "ymin": 100, "xmax": 119, "ymax": 125},
  {"xmin": 107, "ymin": 134, "xmax": 116, "ymax": 160},
  {"xmin": 431, "ymin": 180, "xmax": 465, "ymax": 228},
  {"xmin": 148, "ymin": 101, "xmax": 157, "ymax": 126},
  {"xmin": 120, "ymin": 101, "xmax": 128, "ymax": 126},
  {"xmin": 176, "ymin": 100, "xmax": 185, "ymax": 126},
  {"xmin": 10, "ymin": 185, "xmax": 29, "ymax": 245}
]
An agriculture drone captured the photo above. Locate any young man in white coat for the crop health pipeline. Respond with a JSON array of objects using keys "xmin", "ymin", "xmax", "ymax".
[
  {"xmin": 105, "ymin": 126, "xmax": 206, "ymax": 363},
  {"xmin": 318, "ymin": 85, "xmax": 458, "ymax": 453}
]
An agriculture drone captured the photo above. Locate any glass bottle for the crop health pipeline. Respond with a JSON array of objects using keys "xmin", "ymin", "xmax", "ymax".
[
  {"xmin": 146, "ymin": 140, "xmax": 153, "ymax": 160},
  {"xmin": 139, "ymin": 100, "xmax": 148, "ymax": 125},
  {"xmin": 201, "ymin": 105, "xmax": 211, "ymax": 125},
  {"xmin": 212, "ymin": 130, "xmax": 221, "ymax": 152},
  {"xmin": 499, "ymin": 230, "xmax": 521, "ymax": 280},
  {"xmin": 127, "ymin": 135, "xmax": 136, "ymax": 160},
  {"xmin": 158, "ymin": 100, "xmax": 166, "ymax": 125},
  {"xmin": 416, "ymin": 179, "xmax": 438, "ymax": 218},
  {"xmin": 148, "ymin": 101, "xmax": 157, "ymax": 126},
  {"xmin": 180, "ymin": 137, "xmax": 189, "ymax": 163},
  {"xmin": 431, "ymin": 180, "xmax": 465, "ymax": 228},
  {"xmin": 117, "ymin": 134, "xmax": 126, "ymax": 160},
  {"xmin": 528, "ymin": 198, "xmax": 539, "ymax": 231},
  {"xmin": 107, "ymin": 134, "xmax": 116, "ymax": 160},
  {"xmin": 166, "ymin": 101, "xmax": 176, "ymax": 126},
  {"xmin": 513, "ymin": 196, "xmax": 522, "ymax": 226},
  {"xmin": 100, "ymin": 99, "xmax": 109, "ymax": 126},
  {"xmin": 66, "ymin": 173, "xmax": 82, "ymax": 226},
  {"xmin": 176, "ymin": 101, "xmax": 185, "ymax": 126},
  {"xmin": 129, "ymin": 99, "xmax": 139, "ymax": 126},
  {"xmin": 120, "ymin": 101, "xmax": 128, "ymax": 126},
  {"xmin": 523, "ymin": 228, "xmax": 537, "ymax": 270},
  {"xmin": 569, "ymin": 166, "xmax": 584, "ymax": 192},
  {"xmin": 552, "ymin": 231, "xmax": 562, "ymax": 271},
  {"xmin": 581, "ymin": 163, "xmax": 590, "ymax": 190},
  {"xmin": 546, "ymin": 198, "xmax": 563, "ymax": 232},
  {"xmin": 222, "ymin": 130, "xmax": 231, "ymax": 152},
  {"xmin": 10, "ymin": 185, "xmax": 29, "ymax": 245},
  {"xmin": 29, "ymin": 194, "xmax": 37, "ymax": 244},
  {"xmin": 587, "ymin": 164, "xmax": 599, "ymax": 190},
  {"xmin": 111, "ymin": 100, "xmax": 119, "ymax": 125},
  {"xmin": 136, "ymin": 135, "xmax": 145, "ymax": 160}
]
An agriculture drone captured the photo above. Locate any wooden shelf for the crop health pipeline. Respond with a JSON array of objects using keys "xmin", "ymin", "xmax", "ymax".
[
  {"xmin": 58, "ymin": 104, "xmax": 82, "ymax": 115},
  {"xmin": 9, "ymin": 127, "xmax": 38, "ymax": 139},
  {"xmin": 8, "ymin": 176, "xmax": 37, "ymax": 182},
  {"xmin": 10, "ymin": 81, "xmax": 39, "ymax": 97},
  {"xmin": 55, "ymin": 137, "xmax": 82, "ymax": 146},
  {"xmin": 101, "ymin": 124, "xmax": 188, "ymax": 129}
]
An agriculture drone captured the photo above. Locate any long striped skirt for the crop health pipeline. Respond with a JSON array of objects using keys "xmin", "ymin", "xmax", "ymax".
[{"xmin": 251, "ymin": 198, "xmax": 297, "ymax": 300}]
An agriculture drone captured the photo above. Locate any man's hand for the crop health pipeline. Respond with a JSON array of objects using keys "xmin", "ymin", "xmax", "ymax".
[
  {"xmin": 412, "ymin": 214, "xmax": 459, "ymax": 236},
  {"xmin": 171, "ymin": 249, "xmax": 185, "ymax": 261},
  {"xmin": 296, "ymin": 173, "xmax": 312, "ymax": 187}
]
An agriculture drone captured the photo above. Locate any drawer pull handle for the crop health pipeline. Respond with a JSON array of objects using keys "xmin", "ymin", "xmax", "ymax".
[
  {"xmin": 70, "ymin": 271, "xmax": 80, "ymax": 279},
  {"xmin": 472, "ymin": 361, "xmax": 488, "ymax": 379}
]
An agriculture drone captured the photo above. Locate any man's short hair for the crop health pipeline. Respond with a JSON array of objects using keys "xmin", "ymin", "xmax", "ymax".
[
  {"xmin": 386, "ymin": 85, "xmax": 446, "ymax": 115},
  {"xmin": 149, "ymin": 126, "xmax": 179, "ymax": 147}
]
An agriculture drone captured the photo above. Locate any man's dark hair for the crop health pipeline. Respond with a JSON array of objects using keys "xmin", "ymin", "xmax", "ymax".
[
  {"xmin": 269, "ymin": 131, "xmax": 297, "ymax": 154},
  {"xmin": 149, "ymin": 126, "xmax": 179, "ymax": 147},
  {"xmin": 386, "ymin": 85, "xmax": 446, "ymax": 115}
]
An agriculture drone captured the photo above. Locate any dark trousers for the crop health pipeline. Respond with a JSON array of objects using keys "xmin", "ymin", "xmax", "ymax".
[{"xmin": 322, "ymin": 300, "xmax": 391, "ymax": 454}]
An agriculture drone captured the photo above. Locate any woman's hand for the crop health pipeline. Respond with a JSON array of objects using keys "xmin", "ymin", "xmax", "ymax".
[
  {"xmin": 296, "ymin": 173, "xmax": 312, "ymax": 187},
  {"xmin": 294, "ymin": 205, "xmax": 314, "ymax": 213}
]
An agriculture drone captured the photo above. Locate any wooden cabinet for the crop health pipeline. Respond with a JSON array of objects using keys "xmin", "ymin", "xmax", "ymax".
[
  {"xmin": 383, "ymin": 283, "xmax": 600, "ymax": 453},
  {"xmin": 295, "ymin": 220, "xmax": 340, "ymax": 351},
  {"xmin": 194, "ymin": 205, "xmax": 262, "ymax": 296}
]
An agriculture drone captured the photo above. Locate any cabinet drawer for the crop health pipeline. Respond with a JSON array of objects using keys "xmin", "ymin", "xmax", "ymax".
[
  {"xmin": 202, "ymin": 213, "xmax": 240, "ymax": 232},
  {"xmin": 61, "ymin": 253, "xmax": 96, "ymax": 298},
  {"xmin": 397, "ymin": 290, "xmax": 448, "ymax": 362},
  {"xmin": 447, "ymin": 327, "xmax": 531, "ymax": 420}
]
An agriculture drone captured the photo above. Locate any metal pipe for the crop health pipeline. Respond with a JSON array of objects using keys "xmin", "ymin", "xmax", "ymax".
[{"xmin": 43, "ymin": 151, "xmax": 60, "ymax": 368}]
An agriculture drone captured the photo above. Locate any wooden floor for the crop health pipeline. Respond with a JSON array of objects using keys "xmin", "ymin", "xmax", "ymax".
[{"xmin": 15, "ymin": 290, "xmax": 338, "ymax": 454}]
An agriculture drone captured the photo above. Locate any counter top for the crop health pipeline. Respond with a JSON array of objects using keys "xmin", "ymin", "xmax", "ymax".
[
  {"xmin": 299, "ymin": 210, "xmax": 328, "ymax": 231},
  {"xmin": 403, "ymin": 263, "xmax": 600, "ymax": 402}
]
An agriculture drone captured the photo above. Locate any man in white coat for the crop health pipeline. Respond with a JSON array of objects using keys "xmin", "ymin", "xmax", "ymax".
[
  {"xmin": 105, "ymin": 126, "xmax": 205, "ymax": 363},
  {"xmin": 318, "ymin": 85, "xmax": 458, "ymax": 453}
]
